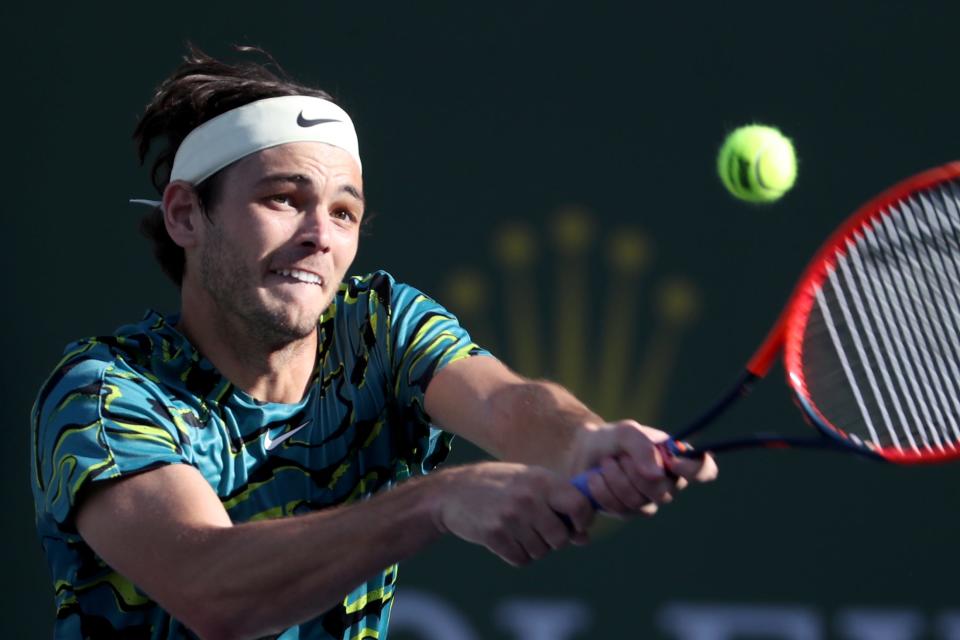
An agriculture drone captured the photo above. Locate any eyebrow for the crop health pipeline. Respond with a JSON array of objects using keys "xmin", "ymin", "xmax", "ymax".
[{"xmin": 256, "ymin": 173, "xmax": 365, "ymax": 204}]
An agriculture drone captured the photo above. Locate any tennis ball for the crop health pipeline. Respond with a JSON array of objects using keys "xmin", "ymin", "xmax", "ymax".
[{"xmin": 717, "ymin": 124, "xmax": 797, "ymax": 203}]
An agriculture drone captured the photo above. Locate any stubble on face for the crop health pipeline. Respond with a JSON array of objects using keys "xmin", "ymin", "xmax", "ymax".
[
  {"xmin": 197, "ymin": 220, "xmax": 325, "ymax": 350},
  {"xmin": 185, "ymin": 142, "xmax": 363, "ymax": 358}
]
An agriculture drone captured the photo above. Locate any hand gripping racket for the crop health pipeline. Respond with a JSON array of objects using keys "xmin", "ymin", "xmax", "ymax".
[{"xmin": 573, "ymin": 162, "xmax": 960, "ymax": 507}]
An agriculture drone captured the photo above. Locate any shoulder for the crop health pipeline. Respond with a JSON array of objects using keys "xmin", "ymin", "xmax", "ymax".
[
  {"xmin": 32, "ymin": 318, "xmax": 169, "ymax": 428},
  {"xmin": 337, "ymin": 270, "xmax": 397, "ymax": 309},
  {"xmin": 331, "ymin": 270, "xmax": 440, "ymax": 320}
]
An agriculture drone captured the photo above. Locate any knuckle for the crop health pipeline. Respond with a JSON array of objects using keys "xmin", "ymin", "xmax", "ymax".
[
  {"xmin": 487, "ymin": 529, "xmax": 510, "ymax": 548},
  {"xmin": 573, "ymin": 501, "xmax": 595, "ymax": 528},
  {"xmin": 500, "ymin": 507, "xmax": 523, "ymax": 528},
  {"xmin": 514, "ymin": 490, "xmax": 536, "ymax": 511}
]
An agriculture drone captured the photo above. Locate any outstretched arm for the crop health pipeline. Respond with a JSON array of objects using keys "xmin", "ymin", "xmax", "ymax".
[
  {"xmin": 424, "ymin": 356, "xmax": 718, "ymax": 515},
  {"xmin": 76, "ymin": 457, "xmax": 594, "ymax": 640}
]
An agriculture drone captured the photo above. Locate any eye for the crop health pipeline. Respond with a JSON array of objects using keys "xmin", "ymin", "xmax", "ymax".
[
  {"xmin": 269, "ymin": 194, "xmax": 294, "ymax": 207},
  {"xmin": 332, "ymin": 208, "xmax": 359, "ymax": 223}
]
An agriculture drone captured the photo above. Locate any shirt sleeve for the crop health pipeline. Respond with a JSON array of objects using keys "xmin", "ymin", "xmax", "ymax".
[
  {"xmin": 32, "ymin": 355, "xmax": 190, "ymax": 529},
  {"xmin": 387, "ymin": 278, "xmax": 490, "ymax": 474}
]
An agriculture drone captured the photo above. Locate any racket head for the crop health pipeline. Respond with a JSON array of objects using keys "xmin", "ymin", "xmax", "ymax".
[{"xmin": 783, "ymin": 162, "xmax": 960, "ymax": 463}]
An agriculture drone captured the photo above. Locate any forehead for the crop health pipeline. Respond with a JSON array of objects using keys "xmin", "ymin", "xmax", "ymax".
[{"xmin": 229, "ymin": 141, "xmax": 363, "ymax": 187}]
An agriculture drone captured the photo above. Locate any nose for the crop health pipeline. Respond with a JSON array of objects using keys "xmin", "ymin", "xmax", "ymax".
[{"xmin": 297, "ymin": 204, "xmax": 332, "ymax": 253}]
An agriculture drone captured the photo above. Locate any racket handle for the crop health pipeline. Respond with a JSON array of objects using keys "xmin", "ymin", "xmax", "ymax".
[
  {"xmin": 570, "ymin": 470, "xmax": 603, "ymax": 510},
  {"xmin": 557, "ymin": 469, "xmax": 602, "ymax": 530}
]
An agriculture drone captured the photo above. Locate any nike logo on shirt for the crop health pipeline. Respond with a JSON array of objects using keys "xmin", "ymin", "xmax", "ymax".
[{"xmin": 264, "ymin": 419, "xmax": 312, "ymax": 451}]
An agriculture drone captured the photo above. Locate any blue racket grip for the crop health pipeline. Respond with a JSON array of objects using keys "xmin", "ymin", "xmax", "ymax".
[{"xmin": 570, "ymin": 470, "xmax": 603, "ymax": 510}]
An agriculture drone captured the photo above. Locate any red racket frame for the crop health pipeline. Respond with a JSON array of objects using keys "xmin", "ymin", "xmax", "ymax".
[{"xmin": 760, "ymin": 161, "xmax": 960, "ymax": 463}]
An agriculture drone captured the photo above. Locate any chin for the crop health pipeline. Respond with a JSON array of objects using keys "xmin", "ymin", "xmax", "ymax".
[
  {"xmin": 249, "ymin": 288, "xmax": 334, "ymax": 343},
  {"xmin": 244, "ymin": 305, "xmax": 320, "ymax": 347},
  {"xmin": 276, "ymin": 311, "xmax": 322, "ymax": 339}
]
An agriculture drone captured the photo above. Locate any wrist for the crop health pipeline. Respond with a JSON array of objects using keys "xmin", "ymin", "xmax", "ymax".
[
  {"xmin": 412, "ymin": 468, "xmax": 455, "ymax": 536},
  {"xmin": 565, "ymin": 421, "xmax": 605, "ymax": 475}
]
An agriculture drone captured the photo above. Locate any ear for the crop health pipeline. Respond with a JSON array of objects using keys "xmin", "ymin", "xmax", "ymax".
[{"xmin": 162, "ymin": 181, "xmax": 206, "ymax": 248}]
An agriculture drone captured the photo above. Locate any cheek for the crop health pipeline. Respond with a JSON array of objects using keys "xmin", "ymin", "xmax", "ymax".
[
  {"xmin": 244, "ymin": 213, "xmax": 297, "ymax": 258},
  {"xmin": 333, "ymin": 229, "xmax": 360, "ymax": 265}
]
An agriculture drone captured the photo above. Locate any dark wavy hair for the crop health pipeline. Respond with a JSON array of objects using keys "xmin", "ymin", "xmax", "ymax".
[{"xmin": 134, "ymin": 45, "xmax": 334, "ymax": 287}]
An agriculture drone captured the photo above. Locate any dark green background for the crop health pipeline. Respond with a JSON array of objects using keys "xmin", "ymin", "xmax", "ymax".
[{"xmin": 4, "ymin": 2, "xmax": 960, "ymax": 638}]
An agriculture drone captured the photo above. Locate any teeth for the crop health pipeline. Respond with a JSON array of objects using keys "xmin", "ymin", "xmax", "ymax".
[{"xmin": 273, "ymin": 269, "xmax": 322, "ymax": 285}]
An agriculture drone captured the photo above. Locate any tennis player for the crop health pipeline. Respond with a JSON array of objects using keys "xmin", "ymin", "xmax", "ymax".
[{"xmin": 30, "ymin": 47, "xmax": 717, "ymax": 640}]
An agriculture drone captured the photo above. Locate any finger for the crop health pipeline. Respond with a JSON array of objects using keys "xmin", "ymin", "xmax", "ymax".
[
  {"xmin": 550, "ymin": 484, "xmax": 596, "ymax": 535},
  {"xmin": 486, "ymin": 530, "xmax": 532, "ymax": 567},
  {"xmin": 536, "ymin": 512, "xmax": 574, "ymax": 551},
  {"xmin": 616, "ymin": 452, "xmax": 678, "ymax": 505},
  {"xmin": 600, "ymin": 456, "xmax": 660, "ymax": 513},
  {"xmin": 612, "ymin": 420, "xmax": 672, "ymax": 481},
  {"xmin": 516, "ymin": 525, "xmax": 552, "ymax": 561},
  {"xmin": 588, "ymin": 457, "xmax": 657, "ymax": 514},
  {"xmin": 570, "ymin": 529, "xmax": 590, "ymax": 546},
  {"xmin": 539, "ymin": 524, "xmax": 570, "ymax": 551},
  {"xmin": 664, "ymin": 449, "xmax": 719, "ymax": 482},
  {"xmin": 527, "ymin": 489, "xmax": 575, "ymax": 551},
  {"xmin": 585, "ymin": 461, "xmax": 629, "ymax": 515},
  {"xmin": 638, "ymin": 501, "xmax": 659, "ymax": 517}
]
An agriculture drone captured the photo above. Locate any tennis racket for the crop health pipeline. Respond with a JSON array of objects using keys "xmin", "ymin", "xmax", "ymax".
[{"xmin": 572, "ymin": 161, "xmax": 960, "ymax": 506}]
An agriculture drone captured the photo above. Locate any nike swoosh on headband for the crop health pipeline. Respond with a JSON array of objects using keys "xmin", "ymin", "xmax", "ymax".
[
  {"xmin": 297, "ymin": 112, "xmax": 340, "ymax": 128},
  {"xmin": 264, "ymin": 419, "xmax": 312, "ymax": 451}
]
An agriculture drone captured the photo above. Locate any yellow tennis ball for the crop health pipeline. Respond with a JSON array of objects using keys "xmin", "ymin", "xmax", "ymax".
[{"xmin": 717, "ymin": 124, "xmax": 797, "ymax": 203}]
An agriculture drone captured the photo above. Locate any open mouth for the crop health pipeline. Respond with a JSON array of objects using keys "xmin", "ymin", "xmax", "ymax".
[{"xmin": 270, "ymin": 268, "xmax": 324, "ymax": 286}]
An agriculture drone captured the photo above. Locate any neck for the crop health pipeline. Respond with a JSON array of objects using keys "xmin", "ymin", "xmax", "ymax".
[{"xmin": 177, "ymin": 289, "xmax": 318, "ymax": 404}]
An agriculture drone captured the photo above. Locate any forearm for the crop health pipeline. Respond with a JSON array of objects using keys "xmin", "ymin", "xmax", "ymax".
[
  {"xmin": 426, "ymin": 358, "xmax": 603, "ymax": 475},
  {"xmin": 167, "ymin": 475, "xmax": 443, "ymax": 639},
  {"xmin": 485, "ymin": 377, "xmax": 603, "ymax": 475}
]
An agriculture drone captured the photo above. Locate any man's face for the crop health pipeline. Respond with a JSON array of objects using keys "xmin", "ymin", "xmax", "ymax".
[{"xmin": 190, "ymin": 141, "xmax": 364, "ymax": 346}]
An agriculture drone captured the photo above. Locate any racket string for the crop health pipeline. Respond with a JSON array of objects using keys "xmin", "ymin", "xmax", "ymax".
[
  {"xmin": 817, "ymin": 222, "xmax": 933, "ymax": 451},
  {"xmin": 904, "ymin": 194, "xmax": 960, "ymax": 441},
  {"xmin": 837, "ymin": 238, "xmax": 913, "ymax": 450},
  {"xmin": 813, "ymin": 282, "xmax": 889, "ymax": 448},
  {"xmin": 888, "ymin": 190, "xmax": 960, "ymax": 447},
  {"xmin": 932, "ymin": 186, "xmax": 960, "ymax": 399},
  {"xmin": 923, "ymin": 185, "xmax": 960, "ymax": 387},
  {"xmin": 804, "ymin": 178, "xmax": 960, "ymax": 454},
  {"xmin": 846, "ymin": 230, "xmax": 927, "ymax": 451},
  {"xmin": 871, "ymin": 200, "xmax": 956, "ymax": 449},
  {"xmin": 875, "ymin": 205, "xmax": 951, "ymax": 449}
]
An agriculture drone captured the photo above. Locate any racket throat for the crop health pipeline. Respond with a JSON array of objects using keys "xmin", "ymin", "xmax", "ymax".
[{"xmin": 674, "ymin": 370, "xmax": 761, "ymax": 440}]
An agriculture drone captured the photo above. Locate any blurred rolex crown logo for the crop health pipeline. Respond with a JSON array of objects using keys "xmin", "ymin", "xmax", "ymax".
[{"xmin": 443, "ymin": 205, "xmax": 700, "ymax": 425}]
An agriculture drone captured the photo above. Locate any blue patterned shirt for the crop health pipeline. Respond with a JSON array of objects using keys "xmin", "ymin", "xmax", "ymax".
[{"xmin": 31, "ymin": 271, "xmax": 487, "ymax": 639}]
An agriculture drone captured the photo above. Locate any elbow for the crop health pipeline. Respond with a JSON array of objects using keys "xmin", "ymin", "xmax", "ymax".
[
  {"xmin": 184, "ymin": 611, "xmax": 253, "ymax": 640},
  {"xmin": 179, "ymin": 609, "xmax": 236, "ymax": 640},
  {"xmin": 172, "ymin": 592, "xmax": 261, "ymax": 640},
  {"xmin": 174, "ymin": 587, "xmax": 295, "ymax": 640}
]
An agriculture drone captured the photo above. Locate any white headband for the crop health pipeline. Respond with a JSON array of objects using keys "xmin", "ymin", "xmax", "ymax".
[
  {"xmin": 130, "ymin": 95, "xmax": 361, "ymax": 208},
  {"xmin": 175, "ymin": 95, "xmax": 360, "ymax": 183}
]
